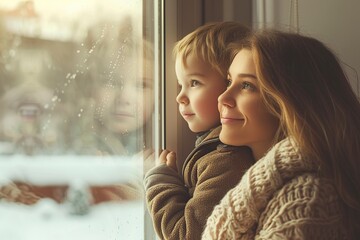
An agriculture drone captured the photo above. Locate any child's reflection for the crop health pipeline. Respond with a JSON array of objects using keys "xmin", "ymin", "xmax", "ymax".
[
  {"xmin": 92, "ymin": 50, "xmax": 154, "ymax": 156},
  {"xmin": 75, "ymin": 21, "xmax": 155, "ymax": 203}
]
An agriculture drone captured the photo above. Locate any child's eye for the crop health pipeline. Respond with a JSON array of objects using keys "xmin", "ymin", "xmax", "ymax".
[
  {"xmin": 134, "ymin": 80, "xmax": 142, "ymax": 88},
  {"xmin": 190, "ymin": 80, "xmax": 200, "ymax": 87},
  {"xmin": 136, "ymin": 81, "xmax": 146, "ymax": 89},
  {"xmin": 136, "ymin": 78, "xmax": 153, "ymax": 90}
]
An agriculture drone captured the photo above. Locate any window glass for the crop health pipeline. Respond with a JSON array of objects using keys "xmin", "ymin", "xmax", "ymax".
[{"xmin": 0, "ymin": 0, "xmax": 156, "ymax": 239}]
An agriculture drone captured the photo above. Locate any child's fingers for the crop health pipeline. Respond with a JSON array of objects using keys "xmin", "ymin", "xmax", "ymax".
[
  {"xmin": 156, "ymin": 149, "xmax": 171, "ymax": 165},
  {"xmin": 166, "ymin": 152, "xmax": 177, "ymax": 171}
]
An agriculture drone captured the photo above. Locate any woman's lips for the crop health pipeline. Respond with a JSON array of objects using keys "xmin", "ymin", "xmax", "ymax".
[{"xmin": 220, "ymin": 116, "xmax": 244, "ymax": 124}]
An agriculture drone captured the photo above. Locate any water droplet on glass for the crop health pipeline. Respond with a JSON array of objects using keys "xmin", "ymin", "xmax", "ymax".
[
  {"xmin": 77, "ymin": 50, "xmax": 80, "ymax": 53},
  {"xmin": 52, "ymin": 96, "xmax": 58, "ymax": 102}
]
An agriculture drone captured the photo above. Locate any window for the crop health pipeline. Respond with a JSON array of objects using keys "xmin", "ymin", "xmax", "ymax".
[
  {"xmin": 0, "ymin": 0, "xmax": 159, "ymax": 239},
  {"xmin": 2, "ymin": 0, "xmax": 358, "ymax": 239}
]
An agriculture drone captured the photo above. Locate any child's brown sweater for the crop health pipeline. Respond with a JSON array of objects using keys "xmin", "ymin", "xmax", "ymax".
[{"xmin": 144, "ymin": 126, "xmax": 254, "ymax": 240}]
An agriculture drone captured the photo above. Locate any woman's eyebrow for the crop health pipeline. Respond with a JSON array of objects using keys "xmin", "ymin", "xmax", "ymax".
[
  {"xmin": 228, "ymin": 71, "xmax": 257, "ymax": 80},
  {"xmin": 237, "ymin": 73, "xmax": 257, "ymax": 80}
]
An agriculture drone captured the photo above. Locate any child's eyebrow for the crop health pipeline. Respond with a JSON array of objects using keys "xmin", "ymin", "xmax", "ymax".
[
  {"xmin": 186, "ymin": 73, "xmax": 206, "ymax": 78},
  {"xmin": 142, "ymin": 77, "xmax": 154, "ymax": 86}
]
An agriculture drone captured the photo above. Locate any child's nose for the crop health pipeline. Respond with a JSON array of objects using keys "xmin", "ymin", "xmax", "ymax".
[
  {"xmin": 114, "ymin": 84, "xmax": 134, "ymax": 104},
  {"xmin": 176, "ymin": 90, "xmax": 188, "ymax": 104}
]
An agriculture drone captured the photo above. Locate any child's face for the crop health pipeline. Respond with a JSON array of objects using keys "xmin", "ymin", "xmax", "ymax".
[
  {"xmin": 218, "ymin": 49, "xmax": 278, "ymax": 159},
  {"xmin": 94, "ymin": 55, "xmax": 154, "ymax": 135},
  {"xmin": 175, "ymin": 54, "xmax": 227, "ymax": 132}
]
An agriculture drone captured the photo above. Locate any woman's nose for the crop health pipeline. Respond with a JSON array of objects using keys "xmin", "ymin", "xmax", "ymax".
[{"xmin": 218, "ymin": 88, "xmax": 235, "ymax": 108}]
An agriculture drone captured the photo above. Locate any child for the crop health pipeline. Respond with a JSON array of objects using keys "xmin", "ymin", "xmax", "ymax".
[
  {"xmin": 202, "ymin": 30, "xmax": 360, "ymax": 239},
  {"xmin": 76, "ymin": 17, "xmax": 154, "ymax": 158},
  {"xmin": 144, "ymin": 22, "xmax": 254, "ymax": 240},
  {"xmin": 79, "ymin": 19, "xmax": 155, "ymax": 203}
]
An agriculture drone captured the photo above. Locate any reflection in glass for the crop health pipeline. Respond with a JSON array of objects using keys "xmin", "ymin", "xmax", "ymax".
[
  {"xmin": 0, "ymin": 1, "xmax": 155, "ymax": 239},
  {"xmin": 77, "ymin": 17, "xmax": 154, "ymax": 157}
]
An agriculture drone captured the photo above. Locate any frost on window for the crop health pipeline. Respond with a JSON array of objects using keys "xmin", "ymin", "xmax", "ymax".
[{"xmin": 0, "ymin": 0, "xmax": 155, "ymax": 239}]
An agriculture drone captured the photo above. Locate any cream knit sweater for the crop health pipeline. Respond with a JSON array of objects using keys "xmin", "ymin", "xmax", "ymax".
[{"xmin": 202, "ymin": 138, "xmax": 349, "ymax": 240}]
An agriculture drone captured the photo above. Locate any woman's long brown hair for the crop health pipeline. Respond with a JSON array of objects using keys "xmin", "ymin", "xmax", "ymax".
[{"xmin": 246, "ymin": 30, "xmax": 360, "ymax": 238}]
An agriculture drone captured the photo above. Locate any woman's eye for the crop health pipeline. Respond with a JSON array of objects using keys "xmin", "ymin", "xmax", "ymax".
[
  {"xmin": 241, "ymin": 82, "xmax": 254, "ymax": 90},
  {"xmin": 226, "ymin": 79, "xmax": 232, "ymax": 87},
  {"xmin": 190, "ymin": 80, "xmax": 200, "ymax": 87}
]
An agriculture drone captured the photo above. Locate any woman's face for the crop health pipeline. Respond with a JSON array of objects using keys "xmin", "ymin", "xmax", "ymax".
[{"xmin": 218, "ymin": 49, "xmax": 279, "ymax": 160}]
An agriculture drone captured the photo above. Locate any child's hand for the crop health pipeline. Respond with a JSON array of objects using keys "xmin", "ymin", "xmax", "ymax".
[
  {"xmin": 156, "ymin": 149, "xmax": 169, "ymax": 165},
  {"xmin": 166, "ymin": 151, "xmax": 177, "ymax": 172},
  {"xmin": 157, "ymin": 150, "xmax": 177, "ymax": 172}
]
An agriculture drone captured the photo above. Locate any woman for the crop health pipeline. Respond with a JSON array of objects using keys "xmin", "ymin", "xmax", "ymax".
[{"xmin": 202, "ymin": 30, "xmax": 360, "ymax": 239}]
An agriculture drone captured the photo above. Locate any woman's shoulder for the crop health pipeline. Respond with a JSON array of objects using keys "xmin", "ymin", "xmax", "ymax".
[
  {"xmin": 272, "ymin": 173, "xmax": 340, "ymax": 207},
  {"xmin": 257, "ymin": 173, "xmax": 347, "ymax": 239}
]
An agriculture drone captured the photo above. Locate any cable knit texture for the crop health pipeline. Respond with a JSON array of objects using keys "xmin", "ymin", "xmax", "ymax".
[{"xmin": 202, "ymin": 138, "xmax": 349, "ymax": 240}]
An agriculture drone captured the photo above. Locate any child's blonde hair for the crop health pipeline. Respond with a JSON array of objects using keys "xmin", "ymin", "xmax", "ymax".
[{"xmin": 173, "ymin": 21, "xmax": 250, "ymax": 78}]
